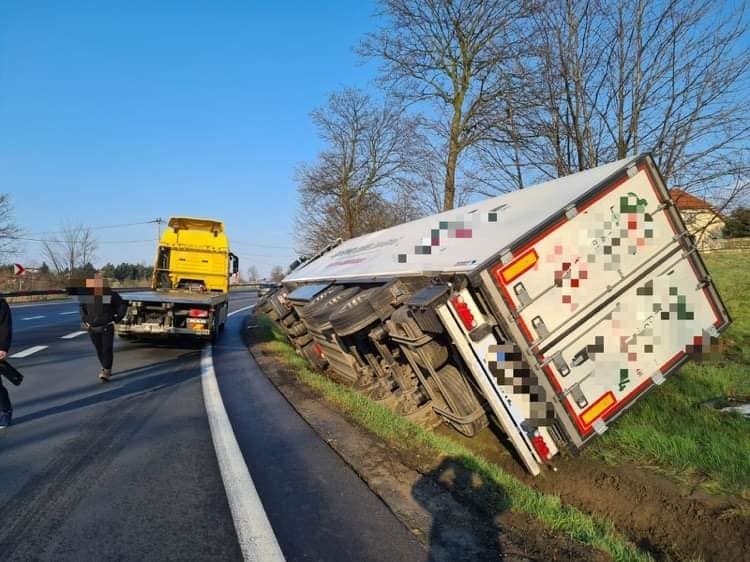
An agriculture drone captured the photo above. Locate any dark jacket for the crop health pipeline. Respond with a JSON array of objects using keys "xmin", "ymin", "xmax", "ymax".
[
  {"xmin": 0, "ymin": 298, "xmax": 11, "ymax": 352},
  {"xmin": 79, "ymin": 290, "xmax": 126, "ymax": 328}
]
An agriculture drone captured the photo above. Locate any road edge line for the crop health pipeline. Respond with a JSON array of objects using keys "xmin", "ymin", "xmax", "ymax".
[{"xmin": 201, "ymin": 337, "xmax": 285, "ymax": 562}]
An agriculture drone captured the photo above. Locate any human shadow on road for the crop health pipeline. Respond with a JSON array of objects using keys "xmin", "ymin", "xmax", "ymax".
[
  {"xmin": 12, "ymin": 351, "xmax": 201, "ymax": 427},
  {"xmin": 412, "ymin": 457, "xmax": 510, "ymax": 562}
]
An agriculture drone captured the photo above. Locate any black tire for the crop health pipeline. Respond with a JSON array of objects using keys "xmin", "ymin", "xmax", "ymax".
[
  {"xmin": 281, "ymin": 311, "xmax": 298, "ymax": 327},
  {"xmin": 288, "ymin": 321, "xmax": 307, "ymax": 337},
  {"xmin": 329, "ymin": 288, "xmax": 382, "ymax": 336},
  {"xmin": 431, "ymin": 364, "xmax": 488, "ymax": 437},
  {"xmin": 294, "ymin": 332, "xmax": 313, "ymax": 347},
  {"xmin": 298, "ymin": 285, "xmax": 344, "ymax": 320},
  {"xmin": 308, "ymin": 287, "xmax": 361, "ymax": 329}
]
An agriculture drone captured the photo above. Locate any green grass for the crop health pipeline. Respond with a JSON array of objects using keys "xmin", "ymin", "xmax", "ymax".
[
  {"xmin": 256, "ymin": 316, "xmax": 651, "ymax": 562},
  {"xmin": 590, "ymin": 252, "xmax": 750, "ymax": 498}
]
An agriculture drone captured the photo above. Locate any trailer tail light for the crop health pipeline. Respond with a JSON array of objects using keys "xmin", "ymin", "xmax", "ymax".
[
  {"xmin": 189, "ymin": 308, "xmax": 209, "ymax": 318},
  {"xmin": 496, "ymin": 249, "xmax": 538, "ymax": 285},
  {"xmin": 450, "ymin": 295, "xmax": 477, "ymax": 331},
  {"xmin": 580, "ymin": 391, "xmax": 616, "ymax": 426},
  {"xmin": 530, "ymin": 433, "xmax": 550, "ymax": 461}
]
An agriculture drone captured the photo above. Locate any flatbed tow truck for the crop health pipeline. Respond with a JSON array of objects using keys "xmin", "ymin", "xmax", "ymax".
[{"xmin": 116, "ymin": 217, "xmax": 239, "ymax": 341}]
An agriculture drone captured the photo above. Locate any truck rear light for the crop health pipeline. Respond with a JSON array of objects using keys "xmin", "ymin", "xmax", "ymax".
[
  {"xmin": 314, "ymin": 343, "xmax": 325, "ymax": 358},
  {"xmin": 580, "ymin": 391, "xmax": 616, "ymax": 426},
  {"xmin": 450, "ymin": 295, "xmax": 476, "ymax": 330},
  {"xmin": 189, "ymin": 308, "xmax": 209, "ymax": 318},
  {"xmin": 530, "ymin": 433, "xmax": 550, "ymax": 461},
  {"xmin": 496, "ymin": 249, "xmax": 538, "ymax": 285}
]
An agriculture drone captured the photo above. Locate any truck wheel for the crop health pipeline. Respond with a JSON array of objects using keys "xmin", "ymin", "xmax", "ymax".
[
  {"xmin": 281, "ymin": 311, "xmax": 298, "ymax": 328},
  {"xmin": 329, "ymin": 288, "xmax": 381, "ymax": 336},
  {"xmin": 308, "ymin": 287, "xmax": 361, "ymax": 330},
  {"xmin": 431, "ymin": 364, "xmax": 489, "ymax": 437},
  {"xmin": 299, "ymin": 285, "xmax": 344, "ymax": 320},
  {"xmin": 288, "ymin": 321, "xmax": 307, "ymax": 337},
  {"xmin": 294, "ymin": 332, "xmax": 313, "ymax": 347}
]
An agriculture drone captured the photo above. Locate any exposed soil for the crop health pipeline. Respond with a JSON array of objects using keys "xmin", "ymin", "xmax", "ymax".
[
  {"xmin": 246, "ymin": 326, "xmax": 608, "ymax": 562},
  {"xmin": 439, "ymin": 416, "xmax": 750, "ymax": 562},
  {"xmin": 247, "ymin": 321, "xmax": 749, "ymax": 562}
]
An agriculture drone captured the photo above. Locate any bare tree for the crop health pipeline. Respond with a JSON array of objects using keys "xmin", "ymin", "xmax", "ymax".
[
  {"xmin": 42, "ymin": 223, "xmax": 99, "ymax": 277},
  {"xmin": 295, "ymin": 88, "xmax": 423, "ymax": 254},
  {"xmin": 476, "ymin": 0, "xmax": 750, "ymax": 213},
  {"xmin": 269, "ymin": 265, "xmax": 285, "ymax": 282},
  {"xmin": 0, "ymin": 194, "xmax": 22, "ymax": 260},
  {"xmin": 360, "ymin": 0, "xmax": 529, "ymax": 210},
  {"xmin": 247, "ymin": 265, "xmax": 259, "ymax": 282}
]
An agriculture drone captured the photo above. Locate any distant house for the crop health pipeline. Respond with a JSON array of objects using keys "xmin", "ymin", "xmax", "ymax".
[{"xmin": 669, "ymin": 188, "xmax": 725, "ymax": 249}]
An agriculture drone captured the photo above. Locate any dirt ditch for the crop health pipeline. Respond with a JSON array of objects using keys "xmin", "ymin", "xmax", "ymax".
[
  {"xmin": 247, "ymin": 332, "xmax": 607, "ymax": 561},
  {"xmin": 247, "ymin": 324, "xmax": 749, "ymax": 561}
]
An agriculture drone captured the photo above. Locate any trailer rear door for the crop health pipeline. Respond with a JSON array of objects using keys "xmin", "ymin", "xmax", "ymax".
[{"xmin": 487, "ymin": 161, "xmax": 730, "ymax": 444}]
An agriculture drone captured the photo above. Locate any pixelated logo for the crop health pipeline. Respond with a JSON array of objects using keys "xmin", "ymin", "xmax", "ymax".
[{"xmin": 487, "ymin": 344, "xmax": 554, "ymax": 426}]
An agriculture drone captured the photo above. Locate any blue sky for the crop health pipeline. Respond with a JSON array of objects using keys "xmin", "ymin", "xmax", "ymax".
[{"xmin": 0, "ymin": 1, "xmax": 379, "ymax": 277}]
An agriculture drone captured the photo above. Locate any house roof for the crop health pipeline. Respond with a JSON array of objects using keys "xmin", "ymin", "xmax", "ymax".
[{"xmin": 670, "ymin": 188, "xmax": 714, "ymax": 211}]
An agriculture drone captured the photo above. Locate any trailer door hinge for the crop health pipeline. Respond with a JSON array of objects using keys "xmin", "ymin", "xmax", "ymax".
[
  {"xmin": 569, "ymin": 383, "xmax": 588, "ymax": 409},
  {"xmin": 551, "ymin": 352, "xmax": 570, "ymax": 377},
  {"xmin": 513, "ymin": 282, "xmax": 531, "ymax": 307},
  {"xmin": 531, "ymin": 315, "xmax": 549, "ymax": 339},
  {"xmin": 565, "ymin": 205, "xmax": 578, "ymax": 220}
]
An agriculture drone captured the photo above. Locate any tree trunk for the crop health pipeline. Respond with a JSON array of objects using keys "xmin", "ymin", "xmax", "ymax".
[{"xmin": 444, "ymin": 107, "xmax": 463, "ymax": 210}]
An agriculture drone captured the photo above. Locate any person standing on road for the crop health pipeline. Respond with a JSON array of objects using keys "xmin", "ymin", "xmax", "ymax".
[
  {"xmin": 0, "ymin": 296, "xmax": 13, "ymax": 428},
  {"xmin": 79, "ymin": 273, "xmax": 126, "ymax": 382}
]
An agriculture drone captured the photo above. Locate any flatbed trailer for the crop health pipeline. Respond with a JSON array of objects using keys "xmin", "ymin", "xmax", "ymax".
[{"xmin": 116, "ymin": 290, "xmax": 229, "ymax": 339}]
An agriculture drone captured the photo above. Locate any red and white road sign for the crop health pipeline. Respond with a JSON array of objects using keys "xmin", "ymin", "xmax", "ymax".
[{"xmin": 13, "ymin": 264, "xmax": 25, "ymax": 276}]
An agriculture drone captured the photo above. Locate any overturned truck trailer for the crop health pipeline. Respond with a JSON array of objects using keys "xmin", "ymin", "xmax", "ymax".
[{"xmin": 262, "ymin": 154, "xmax": 730, "ymax": 475}]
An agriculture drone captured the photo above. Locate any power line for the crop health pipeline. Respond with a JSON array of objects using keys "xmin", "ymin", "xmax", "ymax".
[
  {"xmin": 24, "ymin": 219, "xmax": 163, "ymax": 237},
  {"xmin": 10, "ymin": 236, "xmax": 156, "ymax": 245},
  {"xmin": 229, "ymin": 240, "xmax": 296, "ymax": 250}
]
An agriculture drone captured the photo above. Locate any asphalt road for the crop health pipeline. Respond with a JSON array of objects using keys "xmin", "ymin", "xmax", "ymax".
[{"xmin": 0, "ymin": 293, "xmax": 428, "ymax": 561}]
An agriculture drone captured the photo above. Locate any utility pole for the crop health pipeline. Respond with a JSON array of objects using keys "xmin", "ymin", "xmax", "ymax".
[{"xmin": 155, "ymin": 217, "xmax": 164, "ymax": 240}]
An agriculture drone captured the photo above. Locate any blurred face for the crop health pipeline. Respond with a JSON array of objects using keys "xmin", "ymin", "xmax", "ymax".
[{"xmin": 85, "ymin": 274, "xmax": 105, "ymax": 296}]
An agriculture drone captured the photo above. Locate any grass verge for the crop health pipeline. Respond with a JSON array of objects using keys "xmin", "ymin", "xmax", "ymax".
[
  {"xmin": 254, "ymin": 315, "xmax": 651, "ymax": 562},
  {"xmin": 589, "ymin": 252, "xmax": 750, "ymax": 499}
]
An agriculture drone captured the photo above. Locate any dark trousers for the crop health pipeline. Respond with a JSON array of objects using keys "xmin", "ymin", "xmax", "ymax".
[
  {"xmin": 89, "ymin": 324, "xmax": 115, "ymax": 370},
  {"xmin": 0, "ymin": 378, "xmax": 10, "ymax": 413}
]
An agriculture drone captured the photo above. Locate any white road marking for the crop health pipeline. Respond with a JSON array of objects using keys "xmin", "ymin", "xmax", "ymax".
[
  {"xmin": 60, "ymin": 311, "xmax": 78, "ymax": 315},
  {"xmin": 9, "ymin": 345, "xmax": 48, "ymax": 358},
  {"xmin": 228, "ymin": 304, "xmax": 256, "ymax": 318},
  {"xmin": 201, "ymin": 338, "xmax": 284, "ymax": 562},
  {"xmin": 61, "ymin": 330, "xmax": 87, "ymax": 339},
  {"xmin": 22, "ymin": 315, "xmax": 45, "ymax": 321},
  {"xmin": 8, "ymin": 299, "xmax": 73, "ymax": 309}
]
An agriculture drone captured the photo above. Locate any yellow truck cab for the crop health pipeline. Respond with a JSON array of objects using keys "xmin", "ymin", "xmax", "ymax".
[{"xmin": 116, "ymin": 217, "xmax": 239, "ymax": 340}]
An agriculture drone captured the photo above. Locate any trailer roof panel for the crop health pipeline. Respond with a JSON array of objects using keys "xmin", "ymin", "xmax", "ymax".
[{"xmin": 285, "ymin": 156, "xmax": 642, "ymax": 283}]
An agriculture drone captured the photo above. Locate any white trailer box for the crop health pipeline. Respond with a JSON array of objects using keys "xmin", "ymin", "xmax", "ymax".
[{"xmin": 279, "ymin": 154, "xmax": 730, "ymax": 475}]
